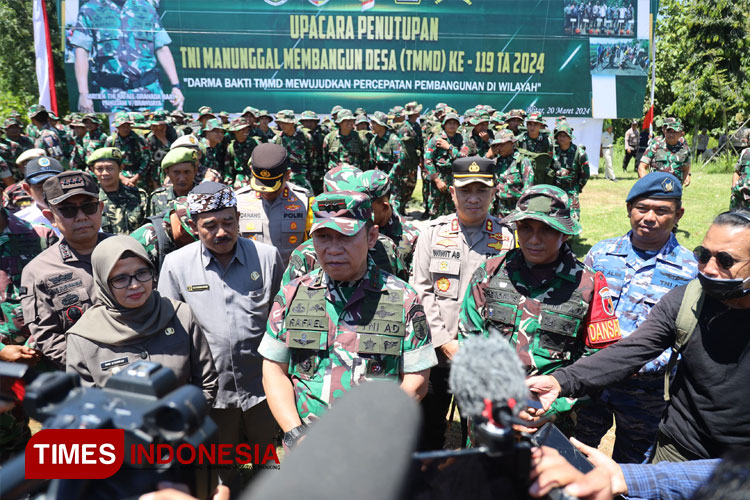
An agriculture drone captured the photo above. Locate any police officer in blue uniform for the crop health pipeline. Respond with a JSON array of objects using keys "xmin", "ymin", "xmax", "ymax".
[{"xmin": 574, "ymin": 172, "xmax": 698, "ymax": 463}]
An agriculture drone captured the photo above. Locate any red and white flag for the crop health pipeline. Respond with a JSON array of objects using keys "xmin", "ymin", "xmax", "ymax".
[
  {"xmin": 32, "ymin": 0, "xmax": 58, "ymax": 113},
  {"xmin": 362, "ymin": 0, "xmax": 375, "ymax": 11}
]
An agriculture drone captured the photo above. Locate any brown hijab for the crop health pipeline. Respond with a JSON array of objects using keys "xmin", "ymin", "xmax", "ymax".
[{"xmin": 67, "ymin": 235, "xmax": 181, "ymax": 344}]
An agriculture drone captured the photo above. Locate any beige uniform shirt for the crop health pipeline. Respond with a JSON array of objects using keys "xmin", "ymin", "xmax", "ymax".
[
  {"xmin": 411, "ymin": 214, "xmax": 514, "ymax": 349},
  {"xmin": 236, "ymin": 183, "xmax": 311, "ymax": 267}
]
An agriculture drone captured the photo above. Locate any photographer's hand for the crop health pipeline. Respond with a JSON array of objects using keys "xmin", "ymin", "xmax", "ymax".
[
  {"xmin": 529, "ymin": 446, "xmax": 584, "ymax": 497},
  {"xmin": 569, "ymin": 438, "xmax": 627, "ymax": 496}
]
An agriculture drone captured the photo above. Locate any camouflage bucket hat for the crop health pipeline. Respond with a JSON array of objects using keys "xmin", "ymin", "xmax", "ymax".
[
  {"xmin": 469, "ymin": 113, "xmax": 490, "ymax": 126},
  {"xmin": 490, "ymin": 129, "xmax": 516, "ymax": 145},
  {"xmin": 442, "ymin": 112, "xmax": 460, "ymax": 126},
  {"xmin": 113, "ymin": 112, "xmax": 134, "ymax": 127},
  {"xmin": 311, "ymin": 191, "xmax": 372, "ymax": 236},
  {"xmin": 335, "ymin": 109, "xmax": 355, "ymax": 124},
  {"xmin": 358, "ymin": 170, "xmax": 391, "ymax": 199},
  {"xmin": 275, "ymin": 109, "xmax": 296, "ymax": 124},
  {"xmin": 69, "ymin": 114, "xmax": 85, "ymax": 127},
  {"xmin": 323, "ymin": 165, "xmax": 364, "ymax": 193},
  {"xmin": 162, "ymin": 147, "xmax": 199, "ymax": 171},
  {"xmin": 405, "ymin": 101, "xmax": 423, "ymax": 114},
  {"xmin": 87, "ymin": 147, "xmax": 123, "ymax": 166},
  {"xmin": 82, "ymin": 113, "xmax": 101, "ymax": 124},
  {"xmin": 149, "ymin": 110, "xmax": 168, "ymax": 126},
  {"xmin": 355, "ymin": 107, "xmax": 367, "ymax": 116},
  {"xmin": 331, "ymin": 105, "xmax": 344, "ymax": 115},
  {"xmin": 507, "ymin": 109, "xmax": 527, "ymax": 121},
  {"xmin": 197, "ymin": 106, "xmax": 215, "ymax": 119},
  {"xmin": 300, "ymin": 110, "xmax": 320, "ymax": 121},
  {"xmin": 27, "ymin": 104, "xmax": 48, "ymax": 119},
  {"xmin": 258, "ymin": 110, "xmax": 272, "ymax": 120},
  {"xmin": 202, "ymin": 118, "xmax": 224, "ymax": 132},
  {"xmin": 3, "ymin": 117, "xmax": 22, "ymax": 128},
  {"xmin": 526, "ymin": 112, "xmax": 545, "ymax": 125},
  {"xmin": 164, "ymin": 196, "xmax": 196, "ymax": 240},
  {"xmin": 242, "ymin": 106, "xmax": 258, "ymax": 117},
  {"xmin": 355, "ymin": 114, "xmax": 370, "ymax": 125},
  {"xmin": 435, "ymin": 103, "xmax": 448, "ymax": 112},
  {"xmin": 554, "ymin": 122, "xmax": 574, "ymax": 139},
  {"xmin": 130, "ymin": 112, "xmax": 148, "ymax": 128},
  {"xmin": 218, "ymin": 111, "xmax": 229, "ymax": 119},
  {"xmin": 227, "ymin": 117, "xmax": 251, "ymax": 132},
  {"xmin": 370, "ymin": 111, "xmax": 389, "ymax": 128},
  {"xmin": 504, "ymin": 185, "xmax": 582, "ymax": 236}
]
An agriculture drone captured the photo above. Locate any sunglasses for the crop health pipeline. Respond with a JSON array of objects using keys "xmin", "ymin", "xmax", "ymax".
[
  {"xmin": 109, "ymin": 268, "xmax": 154, "ymax": 289},
  {"xmin": 694, "ymin": 246, "xmax": 750, "ymax": 270},
  {"xmin": 55, "ymin": 201, "xmax": 99, "ymax": 219}
]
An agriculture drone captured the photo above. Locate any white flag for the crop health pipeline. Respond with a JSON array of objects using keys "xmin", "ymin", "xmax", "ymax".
[{"xmin": 32, "ymin": 0, "xmax": 56, "ymax": 111}]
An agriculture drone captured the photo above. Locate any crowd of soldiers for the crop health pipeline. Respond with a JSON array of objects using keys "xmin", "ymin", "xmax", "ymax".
[{"xmin": 1, "ymin": 100, "xmax": 749, "ymax": 499}]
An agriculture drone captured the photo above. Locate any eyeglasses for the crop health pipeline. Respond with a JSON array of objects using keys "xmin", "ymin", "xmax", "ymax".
[
  {"xmin": 109, "ymin": 269, "xmax": 154, "ymax": 289},
  {"xmin": 55, "ymin": 201, "xmax": 99, "ymax": 219},
  {"xmin": 694, "ymin": 246, "xmax": 750, "ymax": 270}
]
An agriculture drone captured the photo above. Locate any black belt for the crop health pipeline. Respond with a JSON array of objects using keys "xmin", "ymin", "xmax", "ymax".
[{"xmin": 93, "ymin": 69, "xmax": 159, "ymax": 90}]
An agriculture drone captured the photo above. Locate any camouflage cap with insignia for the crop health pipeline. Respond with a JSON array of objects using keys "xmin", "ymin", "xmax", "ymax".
[
  {"xmin": 164, "ymin": 196, "xmax": 196, "ymax": 240},
  {"xmin": 162, "ymin": 147, "xmax": 199, "ymax": 171},
  {"xmin": 202, "ymin": 118, "xmax": 224, "ymax": 132},
  {"xmin": 323, "ymin": 165, "xmax": 364, "ymax": 193},
  {"xmin": 335, "ymin": 109, "xmax": 355, "ymax": 124},
  {"xmin": 665, "ymin": 120, "xmax": 683, "ymax": 132},
  {"xmin": 452, "ymin": 156, "xmax": 495, "ymax": 188},
  {"xmin": 300, "ymin": 110, "xmax": 320, "ymax": 121},
  {"xmin": 113, "ymin": 112, "xmax": 134, "ymax": 127},
  {"xmin": 505, "ymin": 185, "xmax": 582, "ymax": 236},
  {"xmin": 274, "ymin": 109, "xmax": 296, "ymax": 124},
  {"xmin": 626, "ymin": 172, "xmax": 682, "ymax": 202},
  {"xmin": 27, "ymin": 104, "xmax": 48, "ymax": 119},
  {"xmin": 311, "ymin": 191, "xmax": 372, "ymax": 236},
  {"xmin": 24, "ymin": 156, "xmax": 63, "ymax": 185},
  {"xmin": 356, "ymin": 169, "xmax": 391, "ymax": 200},
  {"xmin": 442, "ymin": 112, "xmax": 461, "ymax": 126},
  {"xmin": 87, "ymin": 147, "xmax": 123, "ymax": 166},
  {"xmin": 43, "ymin": 171, "xmax": 99, "ymax": 205},
  {"xmin": 490, "ymin": 129, "xmax": 517, "ymax": 145},
  {"xmin": 370, "ymin": 111, "xmax": 389, "ymax": 128},
  {"xmin": 227, "ymin": 117, "xmax": 251, "ymax": 132},
  {"xmin": 188, "ymin": 182, "xmax": 237, "ymax": 215},
  {"xmin": 526, "ymin": 112, "xmax": 545, "ymax": 125},
  {"xmin": 554, "ymin": 121, "xmax": 574, "ymax": 138},
  {"xmin": 250, "ymin": 143, "xmax": 289, "ymax": 193},
  {"xmin": 198, "ymin": 106, "xmax": 216, "ymax": 119}
]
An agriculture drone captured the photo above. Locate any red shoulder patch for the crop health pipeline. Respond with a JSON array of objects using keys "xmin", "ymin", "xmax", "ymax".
[{"xmin": 584, "ymin": 271, "xmax": 621, "ymax": 349}]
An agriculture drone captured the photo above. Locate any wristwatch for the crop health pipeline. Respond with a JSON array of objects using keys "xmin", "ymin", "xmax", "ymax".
[
  {"xmin": 171, "ymin": 82, "xmax": 182, "ymax": 89},
  {"xmin": 283, "ymin": 425, "xmax": 306, "ymax": 449}
]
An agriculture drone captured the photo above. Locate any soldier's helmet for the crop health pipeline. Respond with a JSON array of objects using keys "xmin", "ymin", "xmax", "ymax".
[{"xmin": 504, "ymin": 185, "xmax": 582, "ymax": 236}]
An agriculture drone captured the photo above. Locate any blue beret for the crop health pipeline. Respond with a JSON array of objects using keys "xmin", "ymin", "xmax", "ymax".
[{"xmin": 626, "ymin": 172, "xmax": 682, "ymax": 203}]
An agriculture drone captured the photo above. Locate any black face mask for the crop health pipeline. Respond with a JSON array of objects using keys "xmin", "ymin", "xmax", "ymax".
[{"xmin": 697, "ymin": 272, "xmax": 750, "ymax": 301}]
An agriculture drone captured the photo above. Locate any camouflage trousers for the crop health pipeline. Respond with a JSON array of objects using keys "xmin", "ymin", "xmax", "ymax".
[
  {"xmin": 98, "ymin": 81, "xmax": 165, "ymax": 113},
  {"xmin": 567, "ymin": 191, "xmax": 581, "ymax": 221},
  {"xmin": 573, "ymin": 375, "xmax": 666, "ymax": 463},
  {"xmin": 391, "ymin": 164, "xmax": 418, "ymax": 214},
  {"xmin": 730, "ymin": 184, "xmax": 750, "ymax": 211},
  {"xmin": 0, "ymin": 406, "xmax": 31, "ymax": 463},
  {"xmin": 429, "ymin": 183, "xmax": 455, "ymax": 218}
]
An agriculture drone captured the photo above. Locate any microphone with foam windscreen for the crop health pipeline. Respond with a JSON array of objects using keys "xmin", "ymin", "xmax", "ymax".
[{"xmin": 243, "ymin": 381, "xmax": 420, "ymax": 500}]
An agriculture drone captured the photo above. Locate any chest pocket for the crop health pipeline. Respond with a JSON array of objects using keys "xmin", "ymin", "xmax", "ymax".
[
  {"xmin": 94, "ymin": 30, "xmax": 121, "ymax": 59},
  {"xmin": 537, "ymin": 297, "xmax": 587, "ymax": 360},
  {"xmin": 429, "ymin": 258, "xmax": 461, "ymax": 299},
  {"xmin": 286, "ymin": 287, "xmax": 328, "ymax": 381},
  {"xmin": 353, "ymin": 291, "xmax": 405, "ymax": 382},
  {"xmin": 281, "ymin": 217, "xmax": 305, "ymax": 249},
  {"xmin": 51, "ymin": 285, "xmax": 92, "ymax": 328}
]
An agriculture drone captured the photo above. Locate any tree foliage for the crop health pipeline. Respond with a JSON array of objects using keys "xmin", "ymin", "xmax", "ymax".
[
  {"xmin": 0, "ymin": 1, "xmax": 68, "ymax": 115},
  {"xmin": 652, "ymin": 0, "xmax": 750, "ymax": 132}
]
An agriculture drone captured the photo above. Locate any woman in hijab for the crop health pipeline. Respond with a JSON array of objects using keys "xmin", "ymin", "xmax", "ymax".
[{"xmin": 66, "ymin": 235, "xmax": 217, "ymax": 404}]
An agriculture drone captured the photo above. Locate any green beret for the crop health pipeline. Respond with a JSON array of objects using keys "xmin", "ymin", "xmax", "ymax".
[
  {"xmin": 162, "ymin": 147, "xmax": 199, "ymax": 171},
  {"xmin": 87, "ymin": 147, "xmax": 123, "ymax": 166}
]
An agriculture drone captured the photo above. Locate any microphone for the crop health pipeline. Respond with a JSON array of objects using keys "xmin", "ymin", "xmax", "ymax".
[
  {"xmin": 243, "ymin": 381, "xmax": 420, "ymax": 500},
  {"xmin": 449, "ymin": 334, "xmax": 529, "ymax": 422}
]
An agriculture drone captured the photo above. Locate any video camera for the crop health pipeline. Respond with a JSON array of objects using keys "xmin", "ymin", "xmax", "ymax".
[{"xmin": 0, "ymin": 360, "xmax": 218, "ymax": 500}]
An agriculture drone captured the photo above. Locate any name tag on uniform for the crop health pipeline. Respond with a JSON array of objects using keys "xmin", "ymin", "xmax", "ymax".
[
  {"xmin": 101, "ymin": 357, "xmax": 129, "ymax": 371},
  {"xmin": 187, "ymin": 284, "xmax": 210, "ymax": 292}
]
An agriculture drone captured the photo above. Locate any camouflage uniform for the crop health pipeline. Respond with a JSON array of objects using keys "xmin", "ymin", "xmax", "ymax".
[
  {"xmin": 493, "ymin": 132, "xmax": 535, "ymax": 217},
  {"xmin": 145, "ymin": 130, "xmax": 177, "ymax": 186},
  {"xmin": 34, "ymin": 124, "xmax": 70, "ymax": 168},
  {"xmin": 259, "ymin": 257, "xmax": 435, "ymax": 423},
  {"xmin": 549, "ymin": 124, "xmax": 589, "ymax": 220},
  {"xmin": 730, "ymin": 148, "xmax": 750, "ymax": 210},
  {"xmin": 272, "ymin": 112, "xmax": 314, "ymax": 192},
  {"xmin": 131, "ymin": 197, "xmax": 196, "ymax": 274},
  {"xmin": 147, "ymin": 185, "xmax": 180, "ymax": 217},
  {"xmin": 369, "ymin": 118, "xmax": 404, "ymax": 175},
  {"xmin": 0, "ymin": 209, "xmax": 56, "ymax": 462},
  {"xmin": 82, "ymin": 126, "xmax": 109, "ymax": 161},
  {"xmin": 99, "ymin": 184, "xmax": 148, "ymax": 234},
  {"xmin": 458, "ymin": 187, "xmax": 621, "ymax": 432},
  {"xmin": 460, "ymin": 114, "xmax": 492, "ymax": 158},
  {"xmin": 423, "ymin": 118, "xmax": 463, "ymax": 217},
  {"xmin": 201, "ymin": 139, "xmax": 227, "ymax": 181},
  {"xmin": 225, "ymin": 119, "xmax": 258, "ymax": 189},
  {"xmin": 641, "ymin": 137, "xmax": 691, "ymax": 183},
  {"xmin": 70, "ymin": 0, "xmax": 173, "ymax": 111},
  {"xmin": 300, "ymin": 111, "xmax": 327, "ymax": 195},
  {"xmin": 104, "ymin": 126, "xmax": 151, "ymax": 190},
  {"xmin": 380, "ymin": 210, "xmax": 420, "ymax": 273},
  {"xmin": 391, "ymin": 121, "xmax": 420, "ymax": 214},
  {"xmin": 323, "ymin": 110, "xmax": 367, "ymax": 170},
  {"xmin": 516, "ymin": 113, "xmax": 554, "ymax": 185}
]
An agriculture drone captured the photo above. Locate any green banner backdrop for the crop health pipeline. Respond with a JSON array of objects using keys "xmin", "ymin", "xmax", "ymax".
[{"xmin": 58, "ymin": 0, "xmax": 650, "ymax": 117}]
